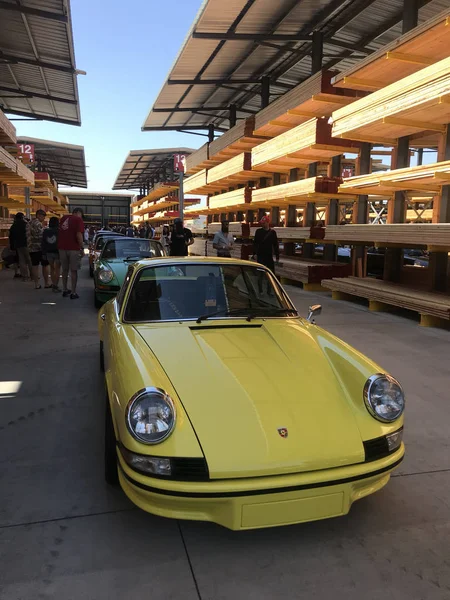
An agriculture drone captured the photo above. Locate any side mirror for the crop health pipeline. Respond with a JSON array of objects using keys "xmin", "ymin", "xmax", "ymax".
[{"xmin": 307, "ymin": 304, "xmax": 322, "ymax": 323}]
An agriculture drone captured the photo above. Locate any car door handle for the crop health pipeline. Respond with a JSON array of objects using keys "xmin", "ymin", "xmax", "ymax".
[{"xmin": 100, "ymin": 314, "xmax": 106, "ymax": 320}]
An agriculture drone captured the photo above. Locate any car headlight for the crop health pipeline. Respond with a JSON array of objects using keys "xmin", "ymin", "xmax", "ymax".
[
  {"xmin": 98, "ymin": 269, "xmax": 114, "ymax": 283},
  {"xmin": 364, "ymin": 374, "xmax": 405, "ymax": 422},
  {"xmin": 126, "ymin": 387, "xmax": 176, "ymax": 444}
]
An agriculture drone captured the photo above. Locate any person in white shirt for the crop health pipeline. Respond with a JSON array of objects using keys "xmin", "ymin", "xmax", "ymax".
[{"xmin": 212, "ymin": 221, "xmax": 234, "ymax": 257}]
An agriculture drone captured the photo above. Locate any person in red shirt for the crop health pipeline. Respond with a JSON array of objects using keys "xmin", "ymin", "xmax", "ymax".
[{"xmin": 58, "ymin": 207, "xmax": 85, "ymax": 299}]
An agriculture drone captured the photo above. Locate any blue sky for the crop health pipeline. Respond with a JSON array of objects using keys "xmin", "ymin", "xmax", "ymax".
[{"xmin": 14, "ymin": 0, "xmax": 204, "ymax": 193}]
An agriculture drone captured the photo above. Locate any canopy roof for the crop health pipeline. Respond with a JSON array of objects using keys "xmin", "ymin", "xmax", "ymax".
[
  {"xmin": 143, "ymin": 0, "xmax": 448, "ymax": 134},
  {"xmin": 114, "ymin": 148, "xmax": 195, "ymax": 191},
  {"xmin": 0, "ymin": 0, "xmax": 82, "ymax": 125},
  {"xmin": 18, "ymin": 136, "xmax": 87, "ymax": 187}
]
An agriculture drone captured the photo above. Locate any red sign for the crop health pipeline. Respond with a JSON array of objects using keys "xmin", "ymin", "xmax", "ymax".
[
  {"xmin": 17, "ymin": 143, "xmax": 35, "ymax": 164},
  {"xmin": 173, "ymin": 154, "xmax": 186, "ymax": 173},
  {"xmin": 341, "ymin": 167, "xmax": 353, "ymax": 179}
]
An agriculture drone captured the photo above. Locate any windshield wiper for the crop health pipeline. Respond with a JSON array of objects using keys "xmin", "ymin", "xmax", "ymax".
[{"xmin": 196, "ymin": 307, "xmax": 297, "ymax": 324}]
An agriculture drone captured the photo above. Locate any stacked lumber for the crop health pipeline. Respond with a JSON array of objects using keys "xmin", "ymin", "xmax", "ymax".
[
  {"xmin": 183, "ymin": 169, "xmax": 208, "ymax": 194},
  {"xmin": 207, "ymin": 153, "xmax": 271, "ymax": 190},
  {"xmin": 333, "ymin": 10, "xmax": 450, "ymax": 92},
  {"xmin": 251, "ymin": 176, "xmax": 356, "ymax": 206},
  {"xmin": 0, "ymin": 147, "xmax": 34, "ymax": 185},
  {"xmin": 323, "ymin": 277, "xmax": 450, "ymax": 320},
  {"xmin": 138, "ymin": 197, "xmax": 198, "ymax": 216},
  {"xmin": 277, "ymin": 257, "xmax": 352, "ymax": 285},
  {"xmin": 254, "ymin": 71, "xmax": 361, "ymax": 138},
  {"xmin": 332, "ymin": 57, "xmax": 450, "ymax": 144},
  {"xmin": 339, "ymin": 160, "xmax": 450, "ymax": 194},
  {"xmin": 209, "ymin": 116, "xmax": 267, "ymax": 162},
  {"xmin": 324, "ymin": 224, "xmax": 450, "ymax": 248},
  {"xmin": 185, "ymin": 144, "xmax": 213, "ymax": 175},
  {"xmin": 189, "ymin": 238, "xmax": 243, "ymax": 259},
  {"xmin": 251, "ymin": 118, "xmax": 360, "ymax": 173},
  {"xmin": 0, "ymin": 109, "xmax": 16, "ymax": 145},
  {"xmin": 209, "ymin": 187, "xmax": 252, "ymax": 212},
  {"xmin": 131, "ymin": 182, "xmax": 179, "ymax": 209}
]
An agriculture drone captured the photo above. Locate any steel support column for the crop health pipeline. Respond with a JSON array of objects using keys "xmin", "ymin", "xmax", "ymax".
[
  {"xmin": 311, "ymin": 31, "xmax": 324, "ymax": 75},
  {"xmin": 323, "ymin": 155, "xmax": 342, "ymax": 261},
  {"xmin": 352, "ymin": 143, "xmax": 371, "ymax": 276},
  {"xmin": 261, "ymin": 76, "xmax": 271, "ymax": 109},
  {"xmin": 403, "ymin": 0, "xmax": 419, "ymax": 34},
  {"xmin": 208, "ymin": 124, "xmax": 215, "ymax": 143},
  {"xmin": 432, "ymin": 124, "xmax": 450, "ymax": 291},
  {"xmin": 229, "ymin": 104, "xmax": 237, "ymax": 128}
]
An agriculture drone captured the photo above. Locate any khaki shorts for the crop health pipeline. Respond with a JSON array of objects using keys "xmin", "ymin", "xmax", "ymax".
[{"xmin": 59, "ymin": 249, "xmax": 82, "ymax": 271}]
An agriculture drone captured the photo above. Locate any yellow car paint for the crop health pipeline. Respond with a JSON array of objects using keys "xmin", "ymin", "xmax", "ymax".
[{"xmin": 98, "ymin": 257, "xmax": 405, "ymax": 530}]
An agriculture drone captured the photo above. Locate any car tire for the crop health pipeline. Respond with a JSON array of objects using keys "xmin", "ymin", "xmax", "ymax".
[
  {"xmin": 89, "ymin": 265, "xmax": 94, "ymax": 278},
  {"xmin": 99, "ymin": 340, "xmax": 105, "ymax": 372},
  {"xmin": 94, "ymin": 294, "xmax": 103, "ymax": 309},
  {"xmin": 105, "ymin": 393, "xmax": 119, "ymax": 486}
]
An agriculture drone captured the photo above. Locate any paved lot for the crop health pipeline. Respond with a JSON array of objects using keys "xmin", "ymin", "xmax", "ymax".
[{"xmin": 0, "ymin": 263, "xmax": 449, "ymax": 600}]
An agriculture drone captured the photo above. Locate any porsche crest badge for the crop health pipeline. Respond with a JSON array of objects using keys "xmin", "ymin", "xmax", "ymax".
[{"xmin": 277, "ymin": 427, "xmax": 288, "ymax": 438}]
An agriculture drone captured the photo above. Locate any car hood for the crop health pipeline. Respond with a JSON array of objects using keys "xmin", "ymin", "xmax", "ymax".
[{"xmin": 134, "ymin": 320, "xmax": 367, "ymax": 479}]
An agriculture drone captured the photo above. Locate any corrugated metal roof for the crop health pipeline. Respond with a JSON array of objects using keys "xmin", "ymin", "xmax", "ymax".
[
  {"xmin": 0, "ymin": 0, "xmax": 82, "ymax": 125},
  {"xmin": 143, "ymin": 0, "xmax": 450, "ymax": 134},
  {"xmin": 114, "ymin": 148, "xmax": 196, "ymax": 191},
  {"xmin": 17, "ymin": 136, "xmax": 87, "ymax": 187}
]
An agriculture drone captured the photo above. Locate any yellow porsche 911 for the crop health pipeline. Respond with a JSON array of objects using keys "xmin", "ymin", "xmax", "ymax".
[{"xmin": 98, "ymin": 257, "xmax": 405, "ymax": 530}]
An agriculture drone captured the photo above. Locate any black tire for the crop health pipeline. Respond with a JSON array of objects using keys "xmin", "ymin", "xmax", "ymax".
[
  {"xmin": 99, "ymin": 340, "xmax": 105, "ymax": 372},
  {"xmin": 89, "ymin": 264, "xmax": 94, "ymax": 278},
  {"xmin": 94, "ymin": 293, "xmax": 103, "ymax": 309},
  {"xmin": 104, "ymin": 392, "xmax": 119, "ymax": 486}
]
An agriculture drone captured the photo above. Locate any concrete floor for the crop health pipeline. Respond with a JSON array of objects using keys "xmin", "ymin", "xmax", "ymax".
[{"xmin": 0, "ymin": 263, "xmax": 449, "ymax": 600}]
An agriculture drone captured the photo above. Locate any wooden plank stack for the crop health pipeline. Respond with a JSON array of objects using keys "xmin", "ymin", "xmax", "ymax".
[
  {"xmin": 277, "ymin": 257, "xmax": 352, "ymax": 285},
  {"xmin": 209, "ymin": 187, "xmax": 252, "ymax": 212},
  {"xmin": 339, "ymin": 160, "xmax": 450, "ymax": 194},
  {"xmin": 0, "ymin": 109, "xmax": 16, "ymax": 145},
  {"xmin": 324, "ymin": 223, "xmax": 450, "ymax": 247},
  {"xmin": 207, "ymin": 152, "xmax": 272, "ymax": 190},
  {"xmin": 251, "ymin": 176, "xmax": 355, "ymax": 206},
  {"xmin": 332, "ymin": 56, "xmax": 450, "ymax": 145},
  {"xmin": 0, "ymin": 147, "xmax": 34, "ymax": 185},
  {"xmin": 209, "ymin": 116, "xmax": 268, "ymax": 162},
  {"xmin": 254, "ymin": 71, "xmax": 362, "ymax": 138},
  {"xmin": 183, "ymin": 169, "xmax": 208, "ymax": 194},
  {"xmin": 322, "ymin": 277, "xmax": 450, "ymax": 320},
  {"xmin": 333, "ymin": 10, "xmax": 450, "ymax": 92},
  {"xmin": 251, "ymin": 118, "xmax": 360, "ymax": 173},
  {"xmin": 185, "ymin": 144, "xmax": 214, "ymax": 175}
]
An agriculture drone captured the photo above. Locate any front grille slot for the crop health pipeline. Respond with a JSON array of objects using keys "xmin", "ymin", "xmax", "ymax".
[
  {"xmin": 171, "ymin": 457, "xmax": 209, "ymax": 481},
  {"xmin": 363, "ymin": 436, "xmax": 390, "ymax": 462}
]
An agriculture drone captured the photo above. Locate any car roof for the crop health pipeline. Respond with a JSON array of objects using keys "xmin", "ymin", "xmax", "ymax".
[{"xmin": 132, "ymin": 256, "xmax": 263, "ymax": 270}]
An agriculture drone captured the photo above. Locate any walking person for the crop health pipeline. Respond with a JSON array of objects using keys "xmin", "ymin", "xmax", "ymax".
[
  {"xmin": 253, "ymin": 215, "xmax": 280, "ymax": 293},
  {"xmin": 170, "ymin": 218, "xmax": 194, "ymax": 256},
  {"xmin": 212, "ymin": 221, "xmax": 234, "ymax": 257},
  {"xmin": 27, "ymin": 209, "xmax": 50, "ymax": 289},
  {"xmin": 58, "ymin": 207, "xmax": 85, "ymax": 300},
  {"xmin": 161, "ymin": 225, "xmax": 171, "ymax": 254},
  {"xmin": 9, "ymin": 212, "xmax": 32, "ymax": 280},
  {"xmin": 42, "ymin": 216, "xmax": 61, "ymax": 293},
  {"xmin": 126, "ymin": 223, "xmax": 134, "ymax": 237}
]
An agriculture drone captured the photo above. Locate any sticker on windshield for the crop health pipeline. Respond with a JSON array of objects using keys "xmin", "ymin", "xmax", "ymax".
[{"xmin": 205, "ymin": 275, "xmax": 217, "ymax": 307}]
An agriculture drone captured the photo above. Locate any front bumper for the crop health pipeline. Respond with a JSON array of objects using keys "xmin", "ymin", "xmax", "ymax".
[{"xmin": 117, "ymin": 444, "xmax": 404, "ymax": 530}]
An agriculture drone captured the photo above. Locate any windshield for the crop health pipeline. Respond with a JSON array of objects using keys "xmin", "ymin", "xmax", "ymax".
[
  {"xmin": 102, "ymin": 238, "xmax": 164, "ymax": 260},
  {"xmin": 95, "ymin": 235, "xmax": 123, "ymax": 251},
  {"xmin": 124, "ymin": 263, "xmax": 295, "ymax": 322}
]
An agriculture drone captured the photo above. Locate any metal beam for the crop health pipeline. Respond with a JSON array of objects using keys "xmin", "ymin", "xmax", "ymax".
[
  {"xmin": 2, "ymin": 107, "xmax": 80, "ymax": 126},
  {"xmin": 0, "ymin": 85, "xmax": 77, "ymax": 104},
  {"xmin": 142, "ymin": 125, "xmax": 228, "ymax": 133},
  {"xmin": 311, "ymin": 31, "xmax": 324, "ymax": 75},
  {"xmin": 152, "ymin": 106, "xmax": 256, "ymax": 114},
  {"xmin": 261, "ymin": 76, "xmax": 270, "ymax": 109},
  {"xmin": 168, "ymin": 78, "xmax": 266, "ymax": 86},
  {"xmin": 229, "ymin": 104, "xmax": 237, "ymax": 128},
  {"xmin": 0, "ymin": 52, "xmax": 76, "ymax": 74},
  {"xmin": 0, "ymin": 1, "xmax": 68, "ymax": 22},
  {"xmin": 192, "ymin": 32, "xmax": 312, "ymax": 41}
]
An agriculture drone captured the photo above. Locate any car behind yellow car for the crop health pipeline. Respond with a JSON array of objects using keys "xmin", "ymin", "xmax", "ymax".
[{"xmin": 98, "ymin": 257, "xmax": 405, "ymax": 530}]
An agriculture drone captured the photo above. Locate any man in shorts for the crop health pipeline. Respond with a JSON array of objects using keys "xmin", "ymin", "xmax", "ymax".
[
  {"xmin": 58, "ymin": 207, "xmax": 85, "ymax": 300},
  {"xmin": 27, "ymin": 209, "xmax": 50, "ymax": 289}
]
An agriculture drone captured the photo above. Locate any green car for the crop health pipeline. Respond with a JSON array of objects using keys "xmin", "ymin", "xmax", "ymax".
[{"xmin": 94, "ymin": 237, "xmax": 166, "ymax": 308}]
